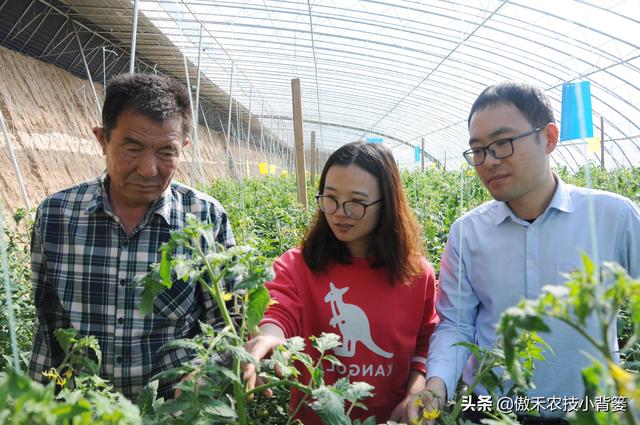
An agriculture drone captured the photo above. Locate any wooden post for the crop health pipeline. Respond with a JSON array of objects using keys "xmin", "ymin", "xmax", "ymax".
[
  {"xmin": 310, "ymin": 130, "xmax": 316, "ymax": 187},
  {"xmin": 291, "ymin": 78, "xmax": 307, "ymax": 209},
  {"xmin": 600, "ymin": 115, "xmax": 605, "ymax": 170},
  {"xmin": 421, "ymin": 137, "xmax": 425, "ymax": 172}
]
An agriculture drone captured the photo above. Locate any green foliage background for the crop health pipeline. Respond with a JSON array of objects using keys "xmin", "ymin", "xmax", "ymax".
[{"xmin": 0, "ymin": 165, "xmax": 638, "ymax": 423}]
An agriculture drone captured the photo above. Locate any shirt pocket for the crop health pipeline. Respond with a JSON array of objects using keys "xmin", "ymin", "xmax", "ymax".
[
  {"xmin": 554, "ymin": 260, "xmax": 583, "ymax": 285},
  {"xmin": 152, "ymin": 279, "xmax": 199, "ymax": 321}
]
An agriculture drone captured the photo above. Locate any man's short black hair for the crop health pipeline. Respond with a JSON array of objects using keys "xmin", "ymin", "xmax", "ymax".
[
  {"xmin": 468, "ymin": 81, "xmax": 555, "ymax": 129},
  {"xmin": 102, "ymin": 73, "xmax": 192, "ymax": 139}
]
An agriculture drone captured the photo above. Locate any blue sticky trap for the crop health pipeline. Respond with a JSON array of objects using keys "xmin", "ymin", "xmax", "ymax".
[
  {"xmin": 414, "ymin": 145, "xmax": 421, "ymax": 162},
  {"xmin": 366, "ymin": 137, "xmax": 383, "ymax": 143},
  {"xmin": 560, "ymin": 81, "xmax": 593, "ymax": 141}
]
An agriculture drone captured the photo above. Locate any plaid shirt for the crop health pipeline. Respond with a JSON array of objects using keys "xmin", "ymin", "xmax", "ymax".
[{"xmin": 28, "ymin": 173, "xmax": 235, "ymax": 400}]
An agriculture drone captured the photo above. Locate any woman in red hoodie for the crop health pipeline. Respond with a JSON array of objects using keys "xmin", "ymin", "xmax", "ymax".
[{"xmin": 244, "ymin": 141, "xmax": 438, "ymax": 424}]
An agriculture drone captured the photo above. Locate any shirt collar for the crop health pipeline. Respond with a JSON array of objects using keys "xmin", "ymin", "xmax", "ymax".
[
  {"xmin": 149, "ymin": 184, "xmax": 173, "ymax": 225},
  {"xmin": 85, "ymin": 171, "xmax": 111, "ymax": 214},
  {"xmin": 494, "ymin": 173, "xmax": 573, "ymax": 226},
  {"xmin": 84, "ymin": 171, "xmax": 174, "ymax": 225}
]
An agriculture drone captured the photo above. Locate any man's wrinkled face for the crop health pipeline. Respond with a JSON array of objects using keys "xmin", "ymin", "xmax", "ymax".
[{"xmin": 93, "ymin": 110, "xmax": 188, "ymax": 210}]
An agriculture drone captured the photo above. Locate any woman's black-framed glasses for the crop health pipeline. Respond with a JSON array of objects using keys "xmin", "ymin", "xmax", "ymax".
[
  {"xmin": 315, "ymin": 195, "xmax": 381, "ymax": 220},
  {"xmin": 462, "ymin": 127, "xmax": 543, "ymax": 166}
]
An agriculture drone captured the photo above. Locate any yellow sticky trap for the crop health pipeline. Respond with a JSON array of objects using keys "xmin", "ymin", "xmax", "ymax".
[
  {"xmin": 281, "ymin": 170, "xmax": 288, "ymax": 176},
  {"xmin": 258, "ymin": 162, "xmax": 268, "ymax": 175},
  {"xmin": 587, "ymin": 136, "xmax": 601, "ymax": 154},
  {"xmin": 269, "ymin": 164, "xmax": 276, "ymax": 175}
]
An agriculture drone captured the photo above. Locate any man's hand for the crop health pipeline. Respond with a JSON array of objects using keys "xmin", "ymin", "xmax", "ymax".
[
  {"xmin": 405, "ymin": 377, "xmax": 446, "ymax": 425},
  {"xmin": 175, "ymin": 372, "xmax": 201, "ymax": 398},
  {"xmin": 242, "ymin": 324, "xmax": 286, "ymax": 399}
]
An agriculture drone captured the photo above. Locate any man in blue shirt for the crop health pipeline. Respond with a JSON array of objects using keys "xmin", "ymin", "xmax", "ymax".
[{"xmin": 407, "ymin": 81, "xmax": 639, "ymax": 424}]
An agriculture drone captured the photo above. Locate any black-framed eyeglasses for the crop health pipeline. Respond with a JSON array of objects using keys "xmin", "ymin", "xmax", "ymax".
[
  {"xmin": 462, "ymin": 127, "xmax": 543, "ymax": 166},
  {"xmin": 315, "ymin": 195, "xmax": 381, "ymax": 220}
]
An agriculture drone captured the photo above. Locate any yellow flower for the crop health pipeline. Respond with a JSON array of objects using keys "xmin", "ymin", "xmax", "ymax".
[
  {"xmin": 41, "ymin": 368, "xmax": 59, "ymax": 380},
  {"xmin": 608, "ymin": 360, "xmax": 640, "ymax": 403},
  {"xmin": 223, "ymin": 292, "xmax": 233, "ymax": 301},
  {"xmin": 413, "ymin": 397, "xmax": 424, "ymax": 408},
  {"xmin": 41, "ymin": 367, "xmax": 73, "ymax": 387},
  {"xmin": 422, "ymin": 408, "xmax": 440, "ymax": 421}
]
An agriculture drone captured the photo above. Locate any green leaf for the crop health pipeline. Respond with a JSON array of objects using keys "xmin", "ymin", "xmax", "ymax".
[
  {"xmin": 284, "ymin": 336, "xmax": 306, "ymax": 354},
  {"xmin": 138, "ymin": 271, "xmax": 168, "ymax": 316},
  {"xmin": 217, "ymin": 367, "xmax": 241, "ymax": 384},
  {"xmin": 345, "ymin": 381, "xmax": 374, "ymax": 404},
  {"xmin": 226, "ymin": 345, "xmax": 257, "ymax": 365},
  {"xmin": 322, "ymin": 355, "xmax": 343, "ymax": 368},
  {"xmin": 311, "ymin": 333, "xmax": 342, "ymax": 354},
  {"xmin": 158, "ymin": 338, "xmax": 203, "ymax": 354},
  {"xmin": 51, "ymin": 399, "xmax": 93, "ymax": 420},
  {"xmin": 203, "ymin": 399, "xmax": 238, "ymax": 419},
  {"xmin": 54, "ymin": 328, "xmax": 78, "ymax": 353},
  {"xmin": 310, "ymin": 387, "xmax": 350, "ymax": 425},
  {"xmin": 160, "ymin": 248, "xmax": 173, "ymax": 288},
  {"xmin": 246, "ymin": 286, "xmax": 271, "ymax": 334},
  {"xmin": 136, "ymin": 380, "xmax": 158, "ymax": 416}
]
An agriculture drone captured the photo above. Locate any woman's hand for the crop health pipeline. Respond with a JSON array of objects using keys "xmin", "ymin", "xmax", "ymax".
[
  {"xmin": 389, "ymin": 390, "xmax": 423, "ymax": 422},
  {"xmin": 242, "ymin": 324, "xmax": 287, "ymax": 398},
  {"xmin": 389, "ymin": 369, "xmax": 427, "ymax": 422}
]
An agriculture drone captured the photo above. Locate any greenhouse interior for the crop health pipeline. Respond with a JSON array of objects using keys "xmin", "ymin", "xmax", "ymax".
[{"xmin": 0, "ymin": 1, "xmax": 639, "ymax": 424}]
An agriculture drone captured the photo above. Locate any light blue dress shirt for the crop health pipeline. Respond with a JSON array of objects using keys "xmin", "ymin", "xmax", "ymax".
[{"xmin": 426, "ymin": 176, "xmax": 640, "ymax": 406}]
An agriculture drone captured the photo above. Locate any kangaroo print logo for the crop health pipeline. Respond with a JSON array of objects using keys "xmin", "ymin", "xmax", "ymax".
[{"xmin": 324, "ymin": 282, "xmax": 393, "ymax": 358}]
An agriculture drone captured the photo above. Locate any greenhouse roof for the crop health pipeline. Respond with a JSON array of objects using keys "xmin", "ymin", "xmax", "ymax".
[{"xmin": 4, "ymin": 0, "xmax": 640, "ymax": 169}]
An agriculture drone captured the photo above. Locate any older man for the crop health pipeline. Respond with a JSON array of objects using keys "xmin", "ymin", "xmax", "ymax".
[{"xmin": 28, "ymin": 73, "xmax": 235, "ymax": 400}]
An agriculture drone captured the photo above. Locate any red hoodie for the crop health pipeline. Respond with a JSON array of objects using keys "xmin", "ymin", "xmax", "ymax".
[{"xmin": 261, "ymin": 248, "xmax": 438, "ymax": 424}]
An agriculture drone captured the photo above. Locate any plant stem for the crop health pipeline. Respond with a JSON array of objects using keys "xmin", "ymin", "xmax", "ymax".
[
  {"xmin": 288, "ymin": 392, "xmax": 311, "ymax": 425},
  {"xmin": 197, "ymin": 243, "xmax": 237, "ymax": 338},
  {"xmin": 195, "ymin": 243, "xmax": 248, "ymax": 423},
  {"xmin": 554, "ymin": 316, "xmax": 608, "ymax": 357},
  {"xmin": 233, "ymin": 357, "xmax": 248, "ymax": 425},
  {"xmin": 246, "ymin": 379, "xmax": 309, "ymax": 397}
]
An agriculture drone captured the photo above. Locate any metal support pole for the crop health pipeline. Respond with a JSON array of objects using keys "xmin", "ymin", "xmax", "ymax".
[
  {"xmin": 600, "ymin": 115, "xmax": 605, "ymax": 170},
  {"xmin": 310, "ymin": 130, "xmax": 316, "ymax": 186},
  {"xmin": 183, "ymin": 54, "xmax": 196, "ymax": 135},
  {"xmin": 0, "ymin": 108, "xmax": 30, "ymax": 209},
  {"xmin": 269, "ymin": 111, "xmax": 274, "ymax": 166},
  {"xmin": 102, "ymin": 47, "xmax": 117, "ymax": 88},
  {"xmin": 247, "ymin": 87, "xmax": 253, "ymax": 144},
  {"xmin": 41, "ymin": 16, "xmax": 69, "ymax": 57},
  {"xmin": 74, "ymin": 30, "xmax": 101, "ymax": 120},
  {"xmin": 421, "ymin": 137, "xmax": 425, "ymax": 172},
  {"xmin": 102, "ymin": 47, "xmax": 106, "ymax": 87},
  {"xmin": 259, "ymin": 100, "xmax": 264, "ymax": 156},
  {"xmin": 226, "ymin": 66, "xmax": 237, "ymax": 179},
  {"xmin": 129, "ymin": 0, "xmax": 140, "ymax": 73},
  {"xmin": 193, "ymin": 26, "xmax": 204, "ymax": 186}
]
